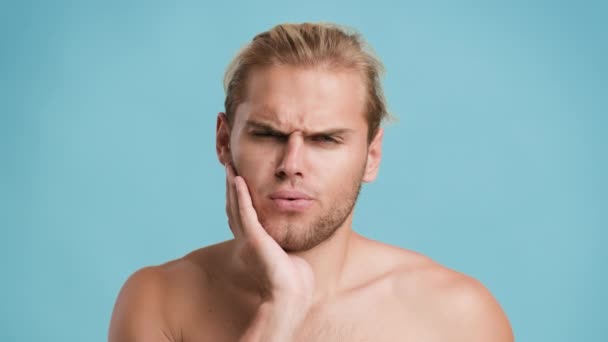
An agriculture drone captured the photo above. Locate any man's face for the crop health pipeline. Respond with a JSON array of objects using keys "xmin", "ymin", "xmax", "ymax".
[{"xmin": 219, "ymin": 65, "xmax": 382, "ymax": 252}]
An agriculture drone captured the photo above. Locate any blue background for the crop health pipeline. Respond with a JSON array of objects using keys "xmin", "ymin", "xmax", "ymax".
[{"xmin": 1, "ymin": 1, "xmax": 606, "ymax": 341}]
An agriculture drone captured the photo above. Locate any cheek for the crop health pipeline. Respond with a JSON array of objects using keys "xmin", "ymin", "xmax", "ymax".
[
  {"xmin": 232, "ymin": 145, "xmax": 276, "ymax": 184},
  {"xmin": 315, "ymin": 124, "xmax": 368, "ymax": 167},
  {"xmin": 311, "ymin": 149, "xmax": 367, "ymax": 183},
  {"xmin": 232, "ymin": 149, "xmax": 278, "ymax": 212},
  {"xmin": 231, "ymin": 136, "xmax": 262, "ymax": 172}
]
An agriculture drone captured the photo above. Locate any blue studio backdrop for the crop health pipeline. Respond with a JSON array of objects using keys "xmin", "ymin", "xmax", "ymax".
[{"xmin": 1, "ymin": 1, "xmax": 606, "ymax": 341}]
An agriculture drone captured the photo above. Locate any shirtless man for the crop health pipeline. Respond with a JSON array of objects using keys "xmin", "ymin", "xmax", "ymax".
[{"xmin": 109, "ymin": 23, "xmax": 513, "ymax": 341}]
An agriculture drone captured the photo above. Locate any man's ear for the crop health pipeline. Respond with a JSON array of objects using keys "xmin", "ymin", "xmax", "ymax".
[
  {"xmin": 216, "ymin": 112, "xmax": 232, "ymax": 166},
  {"xmin": 362, "ymin": 127, "xmax": 383, "ymax": 183}
]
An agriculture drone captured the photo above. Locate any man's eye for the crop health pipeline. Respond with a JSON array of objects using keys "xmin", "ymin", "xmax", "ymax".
[
  {"xmin": 252, "ymin": 131, "xmax": 287, "ymax": 140},
  {"xmin": 252, "ymin": 131, "xmax": 273, "ymax": 137},
  {"xmin": 311, "ymin": 135, "xmax": 338, "ymax": 143}
]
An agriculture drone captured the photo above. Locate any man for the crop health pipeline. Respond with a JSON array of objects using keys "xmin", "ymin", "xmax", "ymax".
[{"xmin": 109, "ymin": 23, "xmax": 513, "ymax": 341}]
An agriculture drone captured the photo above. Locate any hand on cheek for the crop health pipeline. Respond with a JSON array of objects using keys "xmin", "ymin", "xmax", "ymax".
[{"xmin": 224, "ymin": 163, "xmax": 315, "ymax": 304}]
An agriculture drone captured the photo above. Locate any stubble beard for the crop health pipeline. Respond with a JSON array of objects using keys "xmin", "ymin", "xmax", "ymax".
[
  {"xmin": 231, "ymin": 154, "xmax": 367, "ymax": 253},
  {"xmin": 261, "ymin": 175, "xmax": 364, "ymax": 253}
]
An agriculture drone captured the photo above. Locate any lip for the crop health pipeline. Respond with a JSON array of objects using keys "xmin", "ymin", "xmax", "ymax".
[
  {"xmin": 269, "ymin": 190, "xmax": 314, "ymax": 211},
  {"xmin": 269, "ymin": 190, "xmax": 313, "ymax": 200}
]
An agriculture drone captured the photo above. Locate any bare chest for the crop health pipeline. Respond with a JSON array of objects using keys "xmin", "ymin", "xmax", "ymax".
[
  {"xmin": 293, "ymin": 314, "xmax": 388, "ymax": 342},
  {"xmin": 180, "ymin": 311, "xmax": 400, "ymax": 342},
  {"xmin": 178, "ymin": 295, "xmax": 440, "ymax": 342},
  {"xmin": 292, "ymin": 304, "xmax": 441, "ymax": 342},
  {"xmin": 172, "ymin": 258, "xmax": 448, "ymax": 342}
]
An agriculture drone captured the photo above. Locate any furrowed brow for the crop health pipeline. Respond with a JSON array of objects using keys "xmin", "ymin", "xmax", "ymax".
[
  {"xmin": 244, "ymin": 120, "xmax": 287, "ymax": 135},
  {"xmin": 245, "ymin": 119, "xmax": 353, "ymax": 136},
  {"xmin": 310, "ymin": 128, "xmax": 353, "ymax": 136}
]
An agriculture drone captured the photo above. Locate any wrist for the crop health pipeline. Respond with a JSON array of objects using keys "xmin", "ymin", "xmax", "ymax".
[
  {"xmin": 258, "ymin": 297, "xmax": 310, "ymax": 325},
  {"xmin": 239, "ymin": 299, "xmax": 310, "ymax": 342}
]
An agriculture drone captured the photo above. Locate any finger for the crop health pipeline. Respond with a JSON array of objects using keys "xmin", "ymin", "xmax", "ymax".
[
  {"xmin": 234, "ymin": 175, "xmax": 288, "ymax": 263},
  {"xmin": 233, "ymin": 175, "xmax": 265, "ymax": 239},
  {"xmin": 228, "ymin": 165, "xmax": 244, "ymax": 234},
  {"xmin": 225, "ymin": 164, "xmax": 243, "ymax": 239}
]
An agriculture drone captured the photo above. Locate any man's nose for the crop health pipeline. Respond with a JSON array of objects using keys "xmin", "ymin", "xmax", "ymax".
[{"xmin": 275, "ymin": 134, "xmax": 304, "ymax": 179}]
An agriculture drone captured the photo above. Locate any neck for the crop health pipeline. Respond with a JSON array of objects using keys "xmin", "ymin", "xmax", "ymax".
[
  {"xmin": 226, "ymin": 214, "xmax": 358, "ymax": 306},
  {"xmin": 290, "ymin": 214, "xmax": 356, "ymax": 304}
]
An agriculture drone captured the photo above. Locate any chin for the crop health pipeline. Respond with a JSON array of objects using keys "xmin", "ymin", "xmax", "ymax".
[{"xmin": 260, "ymin": 217, "xmax": 339, "ymax": 253}]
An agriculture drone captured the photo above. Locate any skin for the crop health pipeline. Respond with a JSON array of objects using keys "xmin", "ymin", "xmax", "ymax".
[{"xmin": 108, "ymin": 65, "xmax": 514, "ymax": 342}]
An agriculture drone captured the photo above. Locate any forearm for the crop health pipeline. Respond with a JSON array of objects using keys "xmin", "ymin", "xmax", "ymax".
[{"xmin": 239, "ymin": 300, "xmax": 309, "ymax": 342}]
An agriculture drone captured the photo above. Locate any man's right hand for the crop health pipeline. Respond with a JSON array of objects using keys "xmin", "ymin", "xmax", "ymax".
[{"xmin": 225, "ymin": 163, "xmax": 314, "ymax": 341}]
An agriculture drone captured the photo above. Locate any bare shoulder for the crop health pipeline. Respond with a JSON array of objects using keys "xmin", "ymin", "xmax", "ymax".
[
  {"xmin": 109, "ymin": 242, "xmax": 229, "ymax": 342},
  {"xmin": 108, "ymin": 265, "xmax": 177, "ymax": 342},
  {"xmin": 355, "ymin": 236, "xmax": 513, "ymax": 341},
  {"xmin": 387, "ymin": 244, "xmax": 513, "ymax": 341}
]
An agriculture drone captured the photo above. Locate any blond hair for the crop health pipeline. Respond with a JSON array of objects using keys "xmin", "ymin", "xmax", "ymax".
[{"xmin": 223, "ymin": 22, "xmax": 390, "ymax": 142}]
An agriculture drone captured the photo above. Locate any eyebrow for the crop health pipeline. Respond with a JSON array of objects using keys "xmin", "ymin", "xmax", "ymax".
[{"xmin": 244, "ymin": 119, "xmax": 354, "ymax": 136}]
